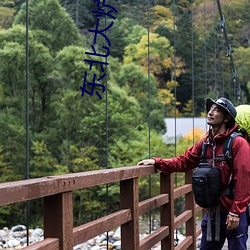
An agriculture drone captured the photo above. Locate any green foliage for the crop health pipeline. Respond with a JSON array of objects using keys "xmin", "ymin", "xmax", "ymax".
[
  {"xmin": 60, "ymin": 0, "xmax": 98, "ymax": 29},
  {"xmin": 0, "ymin": 112, "xmax": 26, "ymax": 180},
  {"xmin": 14, "ymin": 0, "xmax": 84, "ymax": 52},
  {"xmin": 234, "ymin": 46, "xmax": 250, "ymax": 101},
  {"xmin": 30, "ymin": 141, "xmax": 56, "ymax": 177},
  {"xmin": 114, "ymin": 62, "xmax": 165, "ymax": 132}
]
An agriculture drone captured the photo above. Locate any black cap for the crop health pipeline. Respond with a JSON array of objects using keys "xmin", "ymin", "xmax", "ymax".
[{"xmin": 206, "ymin": 97, "xmax": 237, "ymax": 119}]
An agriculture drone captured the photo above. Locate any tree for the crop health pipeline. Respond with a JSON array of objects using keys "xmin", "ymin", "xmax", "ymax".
[
  {"xmin": 114, "ymin": 62, "xmax": 166, "ymax": 132},
  {"xmin": 0, "ymin": 36, "xmax": 27, "ymax": 180},
  {"xmin": 0, "ymin": 6, "xmax": 15, "ymax": 29},
  {"xmin": 60, "ymin": 0, "xmax": 98, "ymax": 29},
  {"xmin": 14, "ymin": 0, "xmax": 83, "ymax": 52},
  {"xmin": 234, "ymin": 46, "xmax": 250, "ymax": 102},
  {"xmin": 148, "ymin": 5, "xmax": 174, "ymax": 33},
  {"xmin": 124, "ymin": 32, "xmax": 174, "ymax": 78}
]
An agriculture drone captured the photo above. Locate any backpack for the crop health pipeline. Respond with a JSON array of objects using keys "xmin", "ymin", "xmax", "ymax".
[
  {"xmin": 192, "ymin": 162, "xmax": 221, "ymax": 208},
  {"xmin": 192, "ymin": 131, "xmax": 241, "ymax": 208}
]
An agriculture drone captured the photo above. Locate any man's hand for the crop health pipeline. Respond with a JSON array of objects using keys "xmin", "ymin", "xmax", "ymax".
[
  {"xmin": 226, "ymin": 213, "xmax": 240, "ymax": 230},
  {"xmin": 137, "ymin": 159, "xmax": 155, "ymax": 166}
]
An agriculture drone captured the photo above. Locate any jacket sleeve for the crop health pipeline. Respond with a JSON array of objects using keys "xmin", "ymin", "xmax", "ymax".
[
  {"xmin": 153, "ymin": 140, "xmax": 203, "ymax": 174},
  {"xmin": 229, "ymin": 136, "xmax": 250, "ymax": 215}
]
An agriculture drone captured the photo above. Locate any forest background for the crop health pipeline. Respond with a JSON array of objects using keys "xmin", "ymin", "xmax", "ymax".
[{"xmin": 0, "ymin": 0, "xmax": 249, "ymax": 229}]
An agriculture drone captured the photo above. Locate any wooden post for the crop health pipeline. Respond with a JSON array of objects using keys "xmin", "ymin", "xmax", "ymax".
[
  {"xmin": 185, "ymin": 171, "xmax": 196, "ymax": 250},
  {"xmin": 120, "ymin": 178, "xmax": 139, "ymax": 250},
  {"xmin": 160, "ymin": 173, "xmax": 174, "ymax": 250},
  {"xmin": 44, "ymin": 192, "xmax": 73, "ymax": 250}
]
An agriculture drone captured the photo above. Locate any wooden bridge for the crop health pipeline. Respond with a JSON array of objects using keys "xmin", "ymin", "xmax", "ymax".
[{"xmin": 0, "ymin": 165, "xmax": 204, "ymax": 250}]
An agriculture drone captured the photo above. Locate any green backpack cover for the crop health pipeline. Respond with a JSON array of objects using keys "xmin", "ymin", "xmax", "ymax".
[{"xmin": 235, "ymin": 105, "xmax": 250, "ymax": 140}]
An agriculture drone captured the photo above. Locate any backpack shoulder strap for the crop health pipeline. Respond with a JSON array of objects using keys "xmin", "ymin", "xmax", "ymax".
[
  {"xmin": 200, "ymin": 141, "xmax": 208, "ymax": 163},
  {"xmin": 223, "ymin": 132, "xmax": 242, "ymax": 169}
]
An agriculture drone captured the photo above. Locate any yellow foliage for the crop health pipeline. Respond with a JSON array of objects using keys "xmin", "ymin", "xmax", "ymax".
[
  {"xmin": 148, "ymin": 5, "xmax": 174, "ymax": 32},
  {"xmin": 184, "ymin": 128, "xmax": 205, "ymax": 142},
  {"xmin": 158, "ymin": 88, "xmax": 175, "ymax": 105},
  {"xmin": 0, "ymin": 7, "xmax": 15, "ymax": 29},
  {"xmin": 200, "ymin": 112, "xmax": 207, "ymax": 118},
  {"xmin": 183, "ymin": 99, "xmax": 193, "ymax": 115},
  {"xmin": 166, "ymin": 80, "xmax": 180, "ymax": 91},
  {"xmin": 124, "ymin": 32, "xmax": 185, "ymax": 79}
]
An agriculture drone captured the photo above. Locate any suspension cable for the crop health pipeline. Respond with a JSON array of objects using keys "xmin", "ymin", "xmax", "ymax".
[
  {"xmin": 147, "ymin": 0, "xmax": 152, "ymax": 234},
  {"xmin": 105, "ymin": 2, "xmax": 109, "ymax": 248},
  {"xmin": 213, "ymin": 0, "xmax": 217, "ymax": 94},
  {"xmin": 25, "ymin": 0, "xmax": 30, "ymax": 246},
  {"xmin": 173, "ymin": 1, "xmax": 177, "ymax": 156},
  {"xmin": 203, "ymin": 0, "xmax": 207, "ymax": 98},
  {"xmin": 216, "ymin": 0, "xmax": 242, "ymax": 104},
  {"xmin": 172, "ymin": 0, "xmax": 179, "ymax": 245},
  {"xmin": 191, "ymin": 0, "xmax": 195, "ymax": 144}
]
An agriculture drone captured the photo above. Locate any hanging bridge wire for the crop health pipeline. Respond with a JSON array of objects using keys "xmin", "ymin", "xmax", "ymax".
[
  {"xmin": 147, "ymin": 0, "xmax": 152, "ymax": 234},
  {"xmin": 191, "ymin": 0, "xmax": 195, "ymax": 145},
  {"xmin": 76, "ymin": 0, "xmax": 79, "ymax": 27},
  {"xmin": 172, "ymin": 0, "xmax": 177, "ymax": 183},
  {"xmin": 203, "ymin": 0, "xmax": 207, "ymax": 98},
  {"xmin": 213, "ymin": 0, "xmax": 218, "ymax": 95},
  {"xmin": 25, "ymin": 0, "xmax": 30, "ymax": 245},
  {"xmin": 219, "ymin": 33, "xmax": 225, "ymax": 96},
  {"xmin": 215, "ymin": 0, "xmax": 242, "ymax": 104},
  {"xmin": 104, "ymin": 2, "xmax": 109, "ymax": 248},
  {"xmin": 218, "ymin": 12, "xmax": 225, "ymax": 96},
  {"xmin": 172, "ymin": 0, "xmax": 179, "ymax": 245}
]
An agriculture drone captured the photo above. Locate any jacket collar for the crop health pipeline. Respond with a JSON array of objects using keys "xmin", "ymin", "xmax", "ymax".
[{"xmin": 206, "ymin": 124, "xmax": 239, "ymax": 143}]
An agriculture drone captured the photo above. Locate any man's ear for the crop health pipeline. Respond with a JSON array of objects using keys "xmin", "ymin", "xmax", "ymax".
[{"xmin": 224, "ymin": 114, "xmax": 232, "ymax": 123}]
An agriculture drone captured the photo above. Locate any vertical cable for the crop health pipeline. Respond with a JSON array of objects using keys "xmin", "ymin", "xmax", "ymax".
[
  {"xmin": 76, "ymin": 0, "xmax": 79, "ymax": 27},
  {"xmin": 213, "ymin": 0, "xmax": 217, "ymax": 94},
  {"xmin": 173, "ymin": 0, "xmax": 179, "ymax": 245},
  {"xmin": 203, "ymin": 0, "xmax": 207, "ymax": 98},
  {"xmin": 191, "ymin": 0, "xmax": 195, "ymax": 145},
  {"xmin": 25, "ymin": 0, "xmax": 30, "ymax": 245},
  {"xmin": 216, "ymin": 0, "xmax": 241, "ymax": 103},
  {"xmin": 220, "ymin": 38, "xmax": 225, "ymax": 96},
  {"xmin": 147, "ymin": 0, "xmax": 152, "ymax": 234},
  {"xmin": 228, "ymin": 64, "xmax": 231, "ymax": 100},
  {"xmin": 173, "ymin": 0, "xmax": 177, "ymax": 157},
  {"xmin": 105, "ymin": 2, "xmax": 109, "ymax": 248}
]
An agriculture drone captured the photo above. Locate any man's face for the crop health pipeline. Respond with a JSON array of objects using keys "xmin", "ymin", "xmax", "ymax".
[{"xmin": 207, "ymin": 104, "xmax": 226, "ymax": 127}]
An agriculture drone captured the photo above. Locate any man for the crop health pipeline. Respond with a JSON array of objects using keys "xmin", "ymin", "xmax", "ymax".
[{"xmin": 138, "ymin": 97, "xmax": 250, "ymax": 250}]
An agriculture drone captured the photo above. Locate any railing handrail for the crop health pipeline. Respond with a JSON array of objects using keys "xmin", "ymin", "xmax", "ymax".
[
  {"xmin": 0, "ymin": 165, "xmax": 155, "ymax": 206},
  {"xmin": 0, "ymin": 165, "xmax": 202, "ymax": 250}
]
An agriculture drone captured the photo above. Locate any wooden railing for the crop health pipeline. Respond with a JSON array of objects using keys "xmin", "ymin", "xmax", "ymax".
[{"xmin": 0, "ymin": 165, "xmax": 203, "ymax": 250}]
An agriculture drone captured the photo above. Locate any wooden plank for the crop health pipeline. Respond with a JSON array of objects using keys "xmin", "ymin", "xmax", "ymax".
[
  {"xmin": 174, "ymin": 210, "xmax": 192, "ymax": 229},
  {"xmin": 58, "ymin": 165, "xmax": 156, "ymax": 192},
  {"xmin": 185, "ymin": 171, "xmax": 196, "ymax": 250},
  {"xmin": 139, "ymin": 226, "xmax": 169, "ymax": 250},
  {"xmin": 174, "ymin": 184, "xmax": 192, "ymax": 199},
  {"xmin": 120, "ymin": 178, "xmax": 140, "ymax": 250},
  {"xmin": 0, "ymin": 177, "xmax": 59, "ymax": 206},
  {"xmin": 73, "ymin": 209, "xmax": 131, "ymax": 245},
  {"xmin": 44, "ymin": 192, "xmax": 73, "ymax": 250},
  {"xmin": 196, "ymin": 226, "xmax": 202, "ymax": 237},
  {"xmin": 195, "ymin": 204, "xmax": 203, "ymax": 213},
  {"xmin": 139, "ymin": 194, "xmax": 169, "ymax": 215},
  {"xmin": 0, "ymin": 165, "xmax": 156, "ymax": 206},
  {"xmin": 175, "ymin": 236, "xmax": 193, "ymax": 250},
  {"xmin": 161, "ymin": 173, "xmax": 174, "ymax": 250},
  {"xmin": 22, "ymin": 238, "xmax": 59, "ymax": 250}
]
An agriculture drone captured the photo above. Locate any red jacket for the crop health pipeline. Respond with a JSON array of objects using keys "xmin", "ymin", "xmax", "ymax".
[{"xmin": 154, "ymin": 124, "xmax": 250, "ymax": 216}]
